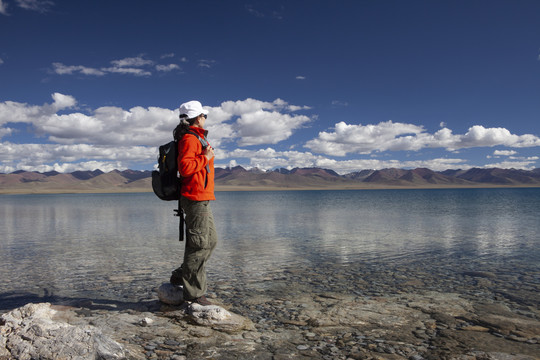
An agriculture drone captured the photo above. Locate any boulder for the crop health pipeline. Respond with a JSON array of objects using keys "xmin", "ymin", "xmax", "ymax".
[
  {"xmin": 186, "ymin": 303, "xmax": 254, "ymax": 333},
  {"xmin": 156, "ymin": 283, "xmax": 253, "ymax": 333},
  {"xmin": 156, "ymin": 283, "xmax": 184, "ymax": 305}
]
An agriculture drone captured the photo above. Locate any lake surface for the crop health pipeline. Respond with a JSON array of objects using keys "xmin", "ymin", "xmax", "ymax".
[{"xmin": 0, "ymin": 188, "xmax": 539, "ymax": 311}]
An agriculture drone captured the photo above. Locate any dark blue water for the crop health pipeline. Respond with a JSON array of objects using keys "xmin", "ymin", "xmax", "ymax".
[{"xmin": 0, "ymin": 188, "xmax": 538, "ymax": 308}]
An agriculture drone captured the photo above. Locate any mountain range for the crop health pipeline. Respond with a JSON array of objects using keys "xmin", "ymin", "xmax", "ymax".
[{"xmin": 1, "ymin": 167, "xmax": 540, "ymax": 194}]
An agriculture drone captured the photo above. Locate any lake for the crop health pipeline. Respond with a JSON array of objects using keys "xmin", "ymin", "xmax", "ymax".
[{"xmin": 0, "ymin": 188, "xmax": 539, "ymax": 311}]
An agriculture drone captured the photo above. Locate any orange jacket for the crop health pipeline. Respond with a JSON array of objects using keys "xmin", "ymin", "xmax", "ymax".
[{"xmin": 177, "ymin": 127, "xmax": 215, "ymax": 201}]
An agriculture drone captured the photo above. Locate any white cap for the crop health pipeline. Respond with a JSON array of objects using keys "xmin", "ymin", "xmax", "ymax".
[{"xmin": 179, "ymin": 100, "xmax": 208, "ymax": 119}]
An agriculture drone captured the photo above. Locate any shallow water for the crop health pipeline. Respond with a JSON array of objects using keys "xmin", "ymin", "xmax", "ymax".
[{"xmin": 0, "ymin": 188, "xmax": 539, "ymax": 310}]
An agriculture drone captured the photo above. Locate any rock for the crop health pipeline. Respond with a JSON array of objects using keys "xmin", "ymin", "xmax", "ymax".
[
  {"xmin": 473, "ymin": 303, "xmax": 540, "ymax": 339},
  {"xmin": 157, "ymin": 282, "xmax": 184, "ymax": 305},
  {"xmin": 461, "ymin": 325, "xmax": 490, "ymax": 332},
  {"xmin": 138, "ymin": 317, "xmax": 154, "ymax": 327},
  {"xmin": 186, "ymin": 303, "xmax": 254, "ymax": 333},
  {"xmin": 0, "ymin": 303, "xmax": 127, "ymax": 360},
  {"xmin": 462, "ymin": 271, "xmax": 497, "ymax": 279},
  {"xmin": 451, "ymin": 352, "xmax": 538, "ymax": 360}
]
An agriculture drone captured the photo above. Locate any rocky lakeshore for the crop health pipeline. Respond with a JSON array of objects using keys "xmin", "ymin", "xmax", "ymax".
[{"xmin": 1, "ymin": 273, "xmax": 539, "ymax": 360}]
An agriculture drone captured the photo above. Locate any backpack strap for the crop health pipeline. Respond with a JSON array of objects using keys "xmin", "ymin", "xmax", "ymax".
[{"xmin": 185, "ymin": 130, "xmax": 210, "ymax": 174}]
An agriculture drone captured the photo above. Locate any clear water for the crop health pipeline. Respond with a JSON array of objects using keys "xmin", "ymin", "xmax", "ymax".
[{"xmin": 0, "ymin": 189, "xmax": 539, "ymax": 309}]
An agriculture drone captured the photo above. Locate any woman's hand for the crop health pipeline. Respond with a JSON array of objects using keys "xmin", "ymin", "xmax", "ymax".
[{"xmin": 204, "ymin": 146, "xmax": 215, "ymax": 160}]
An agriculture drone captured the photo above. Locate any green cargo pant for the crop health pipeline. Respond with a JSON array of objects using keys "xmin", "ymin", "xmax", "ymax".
[{"xmin": 180, "ymin": 197, "xmax": 218, "ymax": 300}]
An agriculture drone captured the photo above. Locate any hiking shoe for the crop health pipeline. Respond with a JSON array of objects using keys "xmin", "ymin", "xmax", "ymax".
[
  {"xmin": 188, "ymin": 296, "xmax": 212, "ymax": 306},
  {"xmin": 170, "ymin": 266, "xmax": 183, "ymax": 286}
]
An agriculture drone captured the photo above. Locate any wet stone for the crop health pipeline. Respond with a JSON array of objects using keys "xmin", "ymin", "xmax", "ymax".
[{"xmin": 2, "ymin": 255, "xmax": 540, "ymax": 360}]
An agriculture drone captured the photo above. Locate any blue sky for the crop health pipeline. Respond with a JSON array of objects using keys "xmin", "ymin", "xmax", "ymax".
[{"xmin": 0, "ymin": 0, "xmax": 539, "ymax": 174}]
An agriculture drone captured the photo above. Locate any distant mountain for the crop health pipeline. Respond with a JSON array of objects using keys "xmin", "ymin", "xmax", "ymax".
[
  {"xmin": 0, "ymin": 170, "xmax": 151, "ymax": 194},
  {"xmin": 120, "ymin": 169, "xmax": 152, "ymax": 182},
  {"xmin": 290, "ymin": 167, "xmax": 340, "ymax": 178},
  {"xmin": 0, "ymin": 167, "xmax": 539, "ymax": 194},
  {"xmin": 343, "ymin": 170, "xmax": 375, "ymax": 181},
  {"xmin": 453, "ymin": 168, "xmax": 540, "ymax": 185},
  {"xmin": 71, "ymin": 169, "xmax": 104, "ymax": 180},
  {"xmin": 363, "ymin": 168, "xmax": 474, "ymax": 186}
]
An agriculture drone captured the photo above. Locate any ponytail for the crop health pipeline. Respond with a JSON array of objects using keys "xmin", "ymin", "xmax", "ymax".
[{"xmin": 173, "ymin": 114, "xmax": 198, "ymax": 141}]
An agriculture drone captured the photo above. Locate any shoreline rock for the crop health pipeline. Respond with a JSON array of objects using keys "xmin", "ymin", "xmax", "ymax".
[
  {"xmin": 0, "ymin": 303, "xmax": 133, "ymax": 359},
  {"xmin": 156, "ymin": 283, "xmax": 184, "ymax": 306},
  {"xmin": 1, "ymin": 288, "xmax": 538, "ymax": 360}
]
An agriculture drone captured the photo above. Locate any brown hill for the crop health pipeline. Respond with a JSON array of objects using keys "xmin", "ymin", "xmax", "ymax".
[
  {"xmin": 362, "ymin": 168, "xmax": 477, "ymax": 186},
  {"xmin": 71, "ymin": 169, "xmax": 104, "ymax": 180},
  {"xmin": 1, "ymin": 167, "xmax": 539, "ymax": 194},
  {"xmin": 455, "ymin": 168, "xmax": 540, "ymax": 185},
  {"xmin": 0, "ymin": 171, "xmax": 47, "ymax": 185},
  {"xmin": 215, "ymin": 167, "xmax": 354, "ymax": 190},
  {"xmin": 343, "ymin": 170, "xmax": 375, "ymax": 181}
]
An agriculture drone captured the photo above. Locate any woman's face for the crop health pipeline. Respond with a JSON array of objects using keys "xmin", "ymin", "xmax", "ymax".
[{"xmin": 195, "ymin": 114, "xmax": 206, "ymax": 128}]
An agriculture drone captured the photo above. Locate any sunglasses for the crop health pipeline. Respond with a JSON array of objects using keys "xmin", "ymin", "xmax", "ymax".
[{"xmin": 178, "ymin": 114, "xmax": 207, "ymax": 120}]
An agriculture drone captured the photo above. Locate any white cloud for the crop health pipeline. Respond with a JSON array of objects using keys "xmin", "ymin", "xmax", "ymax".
[
  {"xmin": 0, "ymin": 58, "xmax": 4, "ymax": 64},
  {"xmin": 235, "ymin": 111, "xmax": 310, "ymax": 146},
  {"xmin": 211, "ymin": 98, "xmax": 311, "ymax": 146},
  {"xmin": 306, "ymin": 121, "xmax": 425, "ymax": 156},
  {"xmin": 0, "ymin": 0, "xmax": 8, "ymax": 14},
  {"xmin": 110, "ymin": 56, "xmax": 153, "ymax": 68},
  {"xmin": 1, "ymin": 0, "xmax": 54, "ymax": 15},
  {"xmin": 483, "ymin": 159, "xmax": 538, "ymax": 170},
  {"xmin": 331, "ymin": 100, "xmax": 349, "ymax": 107},
  {"xmin": 217, "ymin": 147, "xmax": 471, "ymax": 173},
  {"xmin": 493, "ymin": 150, "xmax": 517, "ymax": 156},
  {"xmin": 16, "ymin": 0, "xmax": 52, "ymax": 11},
  {"xmin": 101, "ymin": 66, "xmax": 151, "ymax": 76},
  {"xmin": 53, "ymin": 56, "xmax": 156, "ymax": 77},
  {"xmin": 2, "ymin": 94, "xmax": 538, "ymax": 174},
  {"xmin": 245, "ymin": 3, "xmax": 284, "ymax": 20},
  {"xmin": 52, "ymin": 55, "xmax": 194, "ymax": 78},
  {"xmin": 306, "ymin": 121, "xmax": 540, "ymax": 156},
  {"xmin": 102, "ymin": 56, "xmax": 154, "ymax": 76},
  {"xmin": 0, "ymin": 93, "xmax": 178, "ymax": 146},
  {"xmin": 51, "ymin": 92, "xmax": 76, "ymax": 109},
  {"xmin": 156, "ymin": 64, "xmax": 180, "ymax": 72},
  {"xmin": 296, "ymin": 75, "xmax": 306, "ymax": 80},
  {"xmin": 52, "ymin": 62, "xmax": 106, "ymax": 76},
  {"xmin": 0, "ymin": 95, "xmax": 312, "ymax": 171},
  {"xmin": 198, "ymin": 59, "xmax": 216, "ymax": 68},
  {"xmin": 0, "ymin": 127, "xmax": 12, "ymax": 138},
  {"xmin": 220, "ymin": 98, "xmax": 309, "ymax": 114},
  {"xmin": 0, "ymin": 141, "xmax": 156, "ymax": 173}
]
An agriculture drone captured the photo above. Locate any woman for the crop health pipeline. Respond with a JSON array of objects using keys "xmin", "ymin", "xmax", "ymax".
[{"xmin": 171, "ymin": 100, "xmax": 217, "ymax": 306}]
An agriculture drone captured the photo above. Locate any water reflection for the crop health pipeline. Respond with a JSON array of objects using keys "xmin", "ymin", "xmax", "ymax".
[
  {"xmin": 0, "ymin": 189, "xmax": 538, "ymax": 303},
  {"xmin": 212, "ymin": 189, "xmax": 540, "ymax": 266}
]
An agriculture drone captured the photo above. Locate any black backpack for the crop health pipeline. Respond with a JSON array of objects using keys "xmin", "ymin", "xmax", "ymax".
[
  {"xmin": 152, "ymin": 131, "xmax": 208, "ymax": 242},
  {"xmin": 151, "ymin": 130, "xmax": 208, "ymax": 201}
]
